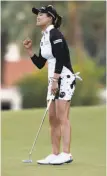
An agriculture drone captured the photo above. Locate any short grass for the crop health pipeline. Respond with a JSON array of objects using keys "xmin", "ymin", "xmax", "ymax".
[{"xmin": 1, "ymin": 105, "xmax": 106, "ymax": 176}]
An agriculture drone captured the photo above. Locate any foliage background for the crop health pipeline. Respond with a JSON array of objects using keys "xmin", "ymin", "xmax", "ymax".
[{"xmin": 1, "ymin": 1, "xmax": 106, "ymax": 108}]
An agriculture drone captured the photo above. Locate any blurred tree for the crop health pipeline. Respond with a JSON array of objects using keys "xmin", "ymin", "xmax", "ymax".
[
  {"xmin": 67, "ymin": 1, "xmax": 105, "ymax": 84},
  {"xmin": 1, "ymin": 1, "xmax": 106, "ymax": 68},
  {"xmin": 16, "ymin": 68, "xmax": 48, "ymax": 108},
  {"xmin": 67, "ymin": 1, "xmax": 106, "ymax": 59},
  {"xmin": 1, "ymin": 29, "xmax": 8, "ymax": 84},
  {"xmin": 67, "ymin": 1, "xmax": 87, "ymax": 68},
  {"xmin": 1, "ymin": 1, "xmax": 66, "ymax": 53},
  {"xmin": 1, "ymin": 1, "xmax": 9, "ymax": 84},
  {"xmin": 1, "ymin": 1, "xmax": 41, "ymax": 47},
  {"xmin": 80, "ymin": 1, "xmax": 106, "ymax": 65},
  {"xmin": 16, "ymin": 57, "xmax": 104, "ymax": 108}
]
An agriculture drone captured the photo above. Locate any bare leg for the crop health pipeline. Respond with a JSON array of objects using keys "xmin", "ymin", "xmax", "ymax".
[
  {"xmin": 48, "ymin": 101, "xmax": 61, "ymax": 155},
  {"xmin": 55, "ymin": 100, "xmax": 71, "ymax": 153}
]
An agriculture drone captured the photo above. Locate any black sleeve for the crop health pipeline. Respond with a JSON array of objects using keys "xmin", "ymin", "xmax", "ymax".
[
  {"xmin": 50, "ymin": 29, "xmax": 64, "ymax": 74},
  {"xmin": 30, "ymin": 49, "xmax": 46, "ymax": 69}
]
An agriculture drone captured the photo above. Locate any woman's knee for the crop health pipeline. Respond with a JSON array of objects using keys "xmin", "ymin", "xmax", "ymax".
[
  {"xmin": 56, "ymin": 113, "xmax": 70, "ymax": 125},
  {"xmin": 49, "ymin": 114, "xmax": 60, "ymax": 127}
]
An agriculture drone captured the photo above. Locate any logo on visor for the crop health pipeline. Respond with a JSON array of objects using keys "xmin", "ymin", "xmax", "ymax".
[{"xmin": 41, "ymin": 7, "xmax": 45, "ymax": 9}]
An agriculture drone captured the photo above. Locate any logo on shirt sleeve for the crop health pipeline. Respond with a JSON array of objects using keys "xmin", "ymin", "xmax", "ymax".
[{"xmin": 53, "ymin": 39, "xmax": 62, "ymax": 44}]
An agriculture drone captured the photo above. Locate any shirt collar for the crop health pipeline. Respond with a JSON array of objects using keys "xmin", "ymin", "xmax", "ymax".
[{"xmin": 42, "ymin": 25, "xmax": 54, "ymax": 35}]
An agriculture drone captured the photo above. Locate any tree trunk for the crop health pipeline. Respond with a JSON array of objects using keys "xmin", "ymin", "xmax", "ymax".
[
  {"xmin": 67, "ymin": 1, "xmax": 86, "ymax": 64},
  {"xmin": 1, "ymin": 30, "xmax": 8, "ymax": 85}
]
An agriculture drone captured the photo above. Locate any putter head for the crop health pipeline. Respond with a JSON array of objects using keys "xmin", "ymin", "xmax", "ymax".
[{"xmin": 22, "ymin": 159, "xmax": 32, "ymax": 163}]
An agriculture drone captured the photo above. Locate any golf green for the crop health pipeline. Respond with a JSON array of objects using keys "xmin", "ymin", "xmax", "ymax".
[{"xmin": 1, "ymin": 105, "xmax": 106, "ymax": 176}]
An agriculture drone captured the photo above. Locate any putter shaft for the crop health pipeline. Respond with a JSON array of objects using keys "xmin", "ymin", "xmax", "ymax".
[{"xmin": 28, "ymin": 97, "xmax": 54, "ymax": 158}]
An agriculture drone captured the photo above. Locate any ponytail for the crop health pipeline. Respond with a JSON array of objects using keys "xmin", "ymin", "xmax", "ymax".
[
  {"xmin": 54, "ymin": 15, "xmax": 62, "ymax": 29},
  {"xmin": 47, "ymin": 12, "xmax": 62, "ymax": 29}
]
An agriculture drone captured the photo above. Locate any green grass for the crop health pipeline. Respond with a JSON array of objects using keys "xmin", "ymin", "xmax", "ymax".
[{"xmin": 1, "ymin": 105, "xmax": 106, "ymax": 176}]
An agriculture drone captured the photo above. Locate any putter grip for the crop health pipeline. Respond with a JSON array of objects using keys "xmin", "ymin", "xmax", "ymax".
[{"xmin": 47, "ymin": 95, "xmax": 55, "ymax": 110}]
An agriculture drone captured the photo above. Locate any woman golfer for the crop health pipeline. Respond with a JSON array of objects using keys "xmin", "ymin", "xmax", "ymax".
[{"xmin": 23, "ymin": 5, "xmax": 81, "ymax": 165}]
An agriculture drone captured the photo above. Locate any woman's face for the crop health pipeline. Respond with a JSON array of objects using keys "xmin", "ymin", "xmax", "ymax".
[{"xmin": 36, "ymin": 13, "xmax": 52, "ymax": 26}]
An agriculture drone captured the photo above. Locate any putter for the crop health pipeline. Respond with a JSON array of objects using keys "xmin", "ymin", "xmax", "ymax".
[{"xmin": 22, "ymin": 95, "xmax": 55, "ymax": 163}]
